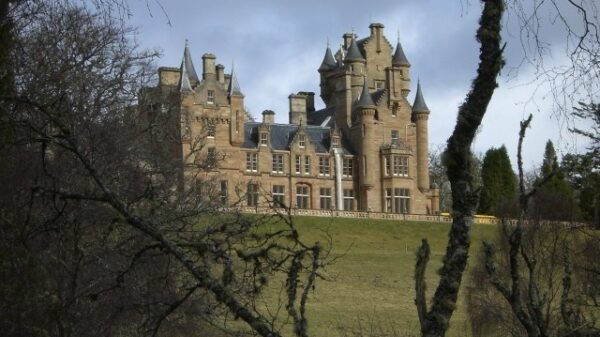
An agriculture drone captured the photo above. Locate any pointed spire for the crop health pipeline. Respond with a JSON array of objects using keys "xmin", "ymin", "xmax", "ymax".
[
  {"xmin": 228, "ymin": 63, "xmax": 244, "ymax": 97},
  {"xmin": 392, "ymin": 40, "xmax": 410, "ymax": 67},
  {"xmin": 344, "ymin": 35, "xmax": 365, "ymax": 63},
  {"xmin": 182, "ymin": 40, "xmax": 200, "ymax": 84},
  {"xmin": 412, "ymin": 80, "xmax": 430, "ymax": 113},
  {"xmin": 319, "ymin": 44, "xmax": 337, "ymax": 72},
  {"xmin": 357, "ymin": 76, "xmax": 376, "ymax": 108}
]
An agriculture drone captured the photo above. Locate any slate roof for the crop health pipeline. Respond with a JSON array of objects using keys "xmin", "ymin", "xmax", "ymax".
[
  {"xmin": 392, "ymin": 41, "xmax": 411, "ymax": 66},
  {"xmin": 242, "ymin": 122, "xmax": 355, "ymax": 155},
  {"xmin": 319, "ymin": 46, "xmax": 338, "ymax": 72},
  {"xmin": 344, "ymin": 37, "xmax": 365, "ymax": 62},
  {"xmin": 356, "ymin": 77, "xmax": 376, "ymax": 108},
  {"xmin": 307, "ymin": 106, "xmax": 335, "ymax": 126},
  {"xmin": 228, "ymin": 65, "xmax": 243, "ymax": 97},
  {"xmin": 412, "ymin": 81, "xmax": 430, "ymax": 113}
]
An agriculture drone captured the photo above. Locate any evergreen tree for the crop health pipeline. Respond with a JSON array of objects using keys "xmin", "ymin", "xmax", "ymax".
[
  {"xmin": 478, "ymin": 145, "xmax": 518, "ymax": 216},
  {"xmin": 532, "ymin": 140, "xmax": 576, "ymax": 221}
]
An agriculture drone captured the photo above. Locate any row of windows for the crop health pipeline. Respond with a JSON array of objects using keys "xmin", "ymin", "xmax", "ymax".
[
  {"xmin": 245, "ymin": 183, "xmax": 355, "ymax": 210},
  {"xmin": 259, "ymin": 132, "xmax": 340, "ymax": 149},
  {"xmin": 385, "ymin": 188, "xmax": 410, "ymax": 214},
  {"xmin": 246, "ymin": 153, "xmax": 353, "ymax": 177}
]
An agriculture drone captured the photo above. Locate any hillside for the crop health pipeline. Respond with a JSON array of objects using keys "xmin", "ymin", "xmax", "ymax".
[{"xmin": 278, "ymin": 216, "xmax": 500, "ymax": 337}]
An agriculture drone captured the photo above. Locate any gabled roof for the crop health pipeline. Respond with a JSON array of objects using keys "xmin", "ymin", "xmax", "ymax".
[
  {"xmin": 242, "ymin": 122, "xmax": 354, "ymax": 155},
  {"xmin": 412, "ymin": 81, "xmax": 430, "ymax": 113},
  {"xmin": 392, "ymin": 41, "xmax": 410, "ymax": 67}
]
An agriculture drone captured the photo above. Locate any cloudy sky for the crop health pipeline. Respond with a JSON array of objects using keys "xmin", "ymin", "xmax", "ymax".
[{"xmin": 127, "ymin": 0, "xmax": 593, "ymax": 171}]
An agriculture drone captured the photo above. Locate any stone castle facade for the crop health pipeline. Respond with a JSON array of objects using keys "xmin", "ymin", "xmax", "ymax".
[{"xmin": 143, "ymin": 23, "xmax": 440, "ymax": 214}]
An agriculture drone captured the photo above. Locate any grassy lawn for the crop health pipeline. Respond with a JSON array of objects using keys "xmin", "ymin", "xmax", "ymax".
[{"xmin": 267, "ymin": 216, "xmax": 500, "ymax": 337}]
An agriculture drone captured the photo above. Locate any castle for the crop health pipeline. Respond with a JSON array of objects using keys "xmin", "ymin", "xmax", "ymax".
[{"xmin": 144, "ymin": 23, "xmax": 440, "ymax": 214}]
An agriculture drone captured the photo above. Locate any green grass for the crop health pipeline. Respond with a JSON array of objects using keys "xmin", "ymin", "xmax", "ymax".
[{"xmin": 273, "ymin": 216, "xmax": 500, "ymax": 337}]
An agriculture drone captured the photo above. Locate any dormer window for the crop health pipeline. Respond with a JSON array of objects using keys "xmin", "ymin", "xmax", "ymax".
[
  {"xmin": 298, "ymin": 134, "xmax": 306, "ymax": 148},
  {"xmin": 207, "ymin": 90, "xmax": 214, "ymax": 104},
  {"xmin": 260, "ymin": 132, "xmax": 268, "ymax": 146}
]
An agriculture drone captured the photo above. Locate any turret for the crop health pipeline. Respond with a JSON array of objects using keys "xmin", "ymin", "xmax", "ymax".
[
  {"xmin": 412, "ymin": 81, "xmax": 430, "ymax": 193},
  {"xmin": 178, "ymin": 41, "xmax": 200, "ymax": 92},
  {"xmin": 390, "ymin": 38, "xmax": 411, "ymax": 98},
  {"xmin": 355, "ymin": 77, "xmax": 377, "ymax": 201},
  {"xmin": 318, "ymin": 45, "xmax": 337, "ymax": 73},
  {"xmin": 228, "ymin": 65, "xmax": 244, "ymax": 146}
]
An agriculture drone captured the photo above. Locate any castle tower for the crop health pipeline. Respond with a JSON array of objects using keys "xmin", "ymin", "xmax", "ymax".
[
  {"xmin": 318, "ymin": 44, "xmax": 337, "ymax": 106},
  {"xmin": 390, "ymin": 39, "xmax": 411, "ymax": 99},
  {"xmin": 412, "ymin": 81, "xmax": 430, "ymax": 193},
  {"xmin": 228, "ymin": 65, "xmax": 244, "ymax": 146},
  {"xmin": 355, "ymin": 77, "xmax": 377, "ymax": 210}
]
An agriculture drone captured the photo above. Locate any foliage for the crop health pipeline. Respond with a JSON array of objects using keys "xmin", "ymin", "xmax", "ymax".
[
  {"xmin": 478, "ymin": 145, "xmax": 517, "ymax": 217},
  {"xmin": 531, "ymin": 140, "xmax": 576, "ymax": 221}
]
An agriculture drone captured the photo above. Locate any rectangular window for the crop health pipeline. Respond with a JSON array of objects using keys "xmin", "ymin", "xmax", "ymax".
[
  {"xmin": 303, "ymin": 156, "xmax": 310, "ymax": 175},
  {"xmin": 247, "ymin": 183, "xmax": 259, "ymax": 207},
  {"xmin": 318, "ymin": 157, "xmax": 330, "ymax": 176},
  {"xmin": 295, "ymin": 155, "xmax": 301, "ymax": 174},
  {"xmin": 385, "ymin": 188, "xmax": 393, "ymax": 213},
  {"xmin": 207, "ymin": 122, "xmax": 216, "ymax": 137},
  {"xmin": 272, "ymin": 185, "xmax": 285, "ymax": 207},
  {"xmin": 207, "ymin": 90, "xmax": 214, "ymax": 104},
  {"xmin": 385, "ymin": 156, "xmax": 391, "ymax": 176},
  {"xmin": 394, "ymin": 188, "xmax": 410, "ymax": 214},
  {"xmin": 207, "ymin": 147, "xmax": 216, "ymax": 169},
  {"xmin": 320, "ymin": 188, "xmax": 332, "ymax": 210},
  {"xmin": 391, "ymin": 130, "xmax": 399, "ymax": 145},
  {"xmin": 260, "ymin": 132, "xmax": 268, "ymax": 146},
  {"xmin": 220, "ymin": 180, "xmax": 228, "ymax": 205},
  {"xmin": 272, "ymin": 154, "xmax": 284, "ymax": 173},
  {"xmin": 296, "ymin": 185, "xmax": 309, "ymax": 209},
  {"xmin": 392, "ymin": 156, "xmax": 408, "ymax": 177},
  {"xmin": 246, "ymin": 152, "xmax": 258, "ymax": 172},
  {"xmin": 298, "ymin": 134, "xmax": 306, "ymax": 148},
  {"xmin": 343, "ymin": 158, "xmax": 353, "ymax": 177},
  {"xmin": 343, "ymin": 189, "xmax": 354, "ymax": 211},
  {"xmin": 375, "ymin": 80, "xmax": 385, "ymax": 90}
]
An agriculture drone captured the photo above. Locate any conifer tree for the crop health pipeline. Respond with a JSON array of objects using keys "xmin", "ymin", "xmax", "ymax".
[{"xmin": 478, "ymin": 145, "xmax": 518, "ymax": 216}]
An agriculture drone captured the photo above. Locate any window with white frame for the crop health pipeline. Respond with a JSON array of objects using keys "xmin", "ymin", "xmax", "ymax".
[
  {"xmin": 247, "ymin": 182, "xmax": 259, "ymax": 207},
  {"xmin": 385, "ymin": 156, "xmax": 391, "ymax": 176},
  {"xmin": 343, "ymin": 158, "xmax": 353, "ymax": 177},
  {"xmin": 392, "ymin": 156, "xmax": 408, "ymax": 176},
  {"xmin": 319, "ymin": 188, "xmax": 332, "ymax": 209},
  {"xmin": 318, "ymin": 156, "xmax": 330, "ymax": 176},
  {"xmin": 296, "ymin": 184, "xmax": 309, "ymax": 209},
  {"xmin": 207, "ymin": 90, "xmax": 214, "ymax": 104},
  {"xmin": 343, "ymin": 189, "xmax": 354, "ymax": 210},
  {"xmin": 207, "ymin": 122, "xmax": 216, "ymax": 137},
  {"xmin": 295, "ymin": 155, "xmax": 301, "ymax": 174},
  {"xmin": 260, "ymin": 132, "xmax": 268, "ymax": 146},
  {"xmin": 331, "ymin": 137, "xmax": 339, "ymax": 148},
  {"xmin": 272, "ymin": 185, "xmax": 285, "ymax": 207},
  {"xmin": 391, "ymin": 130, "xmax": 399, "ymax": 145},
  {"xmin": 385, "ymin": 188, "xmax": 393, "ymax": 213},
  {"xmin": 303, "ymin": 156, "xmax": 310, "ymax": 175},
  {"xmin": 272, "ymin": 154, "xmax": 284, "ymax": 173},
  {"xmin": 298, "ymin": 134, "xmax": 306, "ymax": 148},
  {"xmin": 246, "ymin": 152, "xmax": 258, "ymax": 172},
  {"xmin": 393, "ymin": 188, "xmax": 410, "ymax": 214}
]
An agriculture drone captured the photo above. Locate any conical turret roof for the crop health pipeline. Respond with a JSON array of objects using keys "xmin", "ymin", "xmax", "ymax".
[
  {"xmin": 228, "ymin": 64, "xmax": 244, "ymax": 97},
  {"xmin": 344, "ymin": 36, "xmax": 365, "ymax": 63},
  {"xmin": 392, "ymin": 41, "xmax": 410, "ymax": 67},
  {"xmin": 179, "ymin": 41, "xmax": 199, "ymax": 92},
  {"xmin": 319, "ymin": 46, "xmax": 337, "ymax": 72},
  {"xmin": 357, "ymin": 76, "xmax": 375, "ymax": 108},
  {"xmin": 412, "ymin": 81, "xmax": 429, "ymax": 113}
]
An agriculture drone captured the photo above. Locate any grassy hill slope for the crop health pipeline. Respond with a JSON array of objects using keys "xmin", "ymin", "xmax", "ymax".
[{"xmin": 279, "ymin": 216, "xmax": 500, "ymax": 337}]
